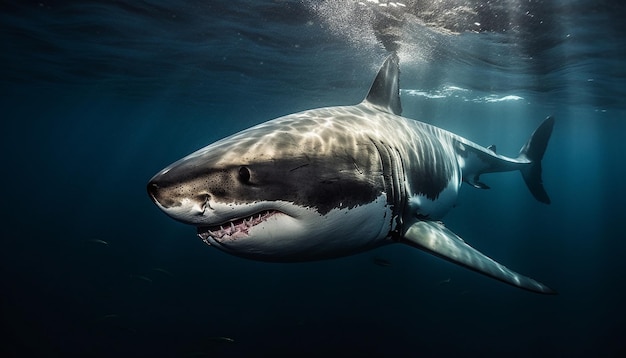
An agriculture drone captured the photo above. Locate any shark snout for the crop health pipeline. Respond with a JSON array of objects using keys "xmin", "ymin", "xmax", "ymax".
[
  {"xmin": 147, "ymin": 181, "xmax": 158, "ymax": 200},
  {"xmin": 147, "ymin": 180, "xmax": 168, "ymax": 207},
  {"xmin": 147, "ymin": 177, "xmax": 190, "ymax": 210},
  {"xmin": 148, "ymin": 180, "xmax": 166, "ymax": 207},
  {"xmin": 147, "ymin": 174, "xmax": 214, "ymax": 225}
]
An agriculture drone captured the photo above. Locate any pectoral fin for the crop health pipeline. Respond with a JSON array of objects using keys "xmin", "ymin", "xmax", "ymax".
[{"xmin": 401, "ymin": 221, "xmax": 556, "ymax": 294}]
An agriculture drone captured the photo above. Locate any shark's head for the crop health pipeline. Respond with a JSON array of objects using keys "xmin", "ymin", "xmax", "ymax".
[
  {"xmin": 147, "ymin": 114, "xmax": 394, "ymax": 261},
  {"xmin": 147, "ymin": 54, "xmax": 404, "ymax": 262}
]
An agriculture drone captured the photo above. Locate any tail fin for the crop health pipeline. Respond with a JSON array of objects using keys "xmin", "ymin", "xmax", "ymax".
[{"xmin": 519, "ymin": 116, "xmax": 555, "ymax": 204}]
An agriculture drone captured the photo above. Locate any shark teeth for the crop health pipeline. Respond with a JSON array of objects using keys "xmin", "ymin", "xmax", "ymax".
[{"xmin": 197, "ymin": 210, "xmax": 279, "ymax": 243}]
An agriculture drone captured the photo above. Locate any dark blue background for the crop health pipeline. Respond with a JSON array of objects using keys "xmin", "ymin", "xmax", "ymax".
[{"xmin": 1, "ymin": 1, "xmax": 625, "ymax": 357}]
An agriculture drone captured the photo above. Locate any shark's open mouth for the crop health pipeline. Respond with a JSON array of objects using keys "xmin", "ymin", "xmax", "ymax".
[{"xmin": 197, "ymin": 210, "xmax": 281, "ymax": 242}]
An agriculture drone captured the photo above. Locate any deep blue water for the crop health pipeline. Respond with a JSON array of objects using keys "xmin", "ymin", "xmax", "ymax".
[{"xmin": 1, "ymin": 1, "xmax": 625, "ymax": 357}]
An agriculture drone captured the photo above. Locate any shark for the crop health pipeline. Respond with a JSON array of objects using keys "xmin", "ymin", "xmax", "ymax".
[{"xmin": 147, "ymin": 54, "xmax": 556, "ymax": 294}]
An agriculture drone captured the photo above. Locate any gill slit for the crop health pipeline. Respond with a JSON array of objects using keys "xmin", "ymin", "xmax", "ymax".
[{"xmin": 369, "ymin": 138, "xmax": 406, "ymax": 240}]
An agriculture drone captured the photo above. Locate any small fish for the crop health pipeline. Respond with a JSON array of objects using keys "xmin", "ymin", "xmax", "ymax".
[
  {"xmin": 129, "ymin": 274, "xmax": 153, "ymax": 283},
  {"xmin": 207, "ymin": 336, "xmax": 235, "ymax": 344},
  {"xmin": 438, "ymin": 278, "xmax": 452, "ymax": 285},
  {"xmin": 152, "ymin": 267, "xmax": 174, "ymax": 277},
  {"xmin": 86, "ymin": 239, "xmax": 108, "ymax": 246},
  {"xmin": 372, "ymin": 257, "xmax": 392, "ymax": 267}
]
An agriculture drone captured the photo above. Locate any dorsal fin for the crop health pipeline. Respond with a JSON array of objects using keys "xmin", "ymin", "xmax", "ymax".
[{"xmin": 363, "ymin": 53, "xmax": 402, "ymax": 115}]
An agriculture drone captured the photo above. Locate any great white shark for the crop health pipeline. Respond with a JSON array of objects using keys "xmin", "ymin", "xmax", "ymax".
[{"xmin": 148, "ymin": 54, "xmax": 556, "ymax": 294}]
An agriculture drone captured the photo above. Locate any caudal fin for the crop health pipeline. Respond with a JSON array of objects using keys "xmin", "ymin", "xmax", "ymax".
[{"xmin": 519, "ymin": 116, "xmax": 555, "ymax": 204}]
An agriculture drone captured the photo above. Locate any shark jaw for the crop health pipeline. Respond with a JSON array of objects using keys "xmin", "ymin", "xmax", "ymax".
[
  {"xmin": 196, "ymin": 209, "xmax": 283, "ymax": 243},
  {"xmin": 159, "ymin": 196, "xmax": 393, "ymax": 262}
]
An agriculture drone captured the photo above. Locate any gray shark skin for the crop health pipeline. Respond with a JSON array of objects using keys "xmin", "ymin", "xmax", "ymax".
[{"xmin": 148, "ymin": 54, "xmax": 556, "ymax": 294}]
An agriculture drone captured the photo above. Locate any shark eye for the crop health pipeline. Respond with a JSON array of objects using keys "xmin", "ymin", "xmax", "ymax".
[{"xmin": 238, "ymin": 166, "xmax": 251, "ymax": 184}]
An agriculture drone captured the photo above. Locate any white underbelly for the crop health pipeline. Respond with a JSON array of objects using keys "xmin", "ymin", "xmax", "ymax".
[{"xmin": 407, "ymin": 171, "xmax": 461, "ymax": 220}]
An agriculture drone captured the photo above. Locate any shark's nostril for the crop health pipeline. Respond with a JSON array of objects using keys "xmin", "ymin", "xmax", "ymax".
[{"xmin": 199, "ymin": 194, "xmax": 212, "ymax": 213}]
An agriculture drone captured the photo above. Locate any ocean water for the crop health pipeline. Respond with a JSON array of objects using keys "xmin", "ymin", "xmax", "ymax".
[{"xmin": 1, "ymin": 1, "xmax": 625, "ymax": 357}]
